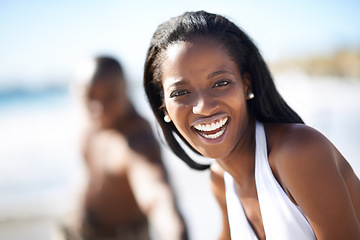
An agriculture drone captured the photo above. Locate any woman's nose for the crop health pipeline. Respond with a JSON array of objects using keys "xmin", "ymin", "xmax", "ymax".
[{"xmin": 192, "ymin": 93, "xmax": 219, "ymax": 116}]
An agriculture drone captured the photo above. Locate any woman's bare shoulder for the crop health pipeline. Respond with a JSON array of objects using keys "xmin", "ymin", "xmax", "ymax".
[
  {"xmin": 268, "ymin": 123, "xmax": 360, "ymax": 238},
  {"xmin": 269, "ymin": 123, "xmax": 335, "ymax": 168},
  {"xmin": 267, "ymin": 123, "xmax": 340, "ymax": 201}
]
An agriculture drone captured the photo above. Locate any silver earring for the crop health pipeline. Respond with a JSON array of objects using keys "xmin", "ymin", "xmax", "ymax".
[
  {"xmin": 164, "ymin": 115, "xmax": 171, "ymax": 123},
  {"xmin": 248, "ymin": 92, "xmax": 254, "ymax": 99}
]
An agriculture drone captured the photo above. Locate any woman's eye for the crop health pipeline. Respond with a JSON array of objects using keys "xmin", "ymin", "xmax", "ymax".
[
  {"xmin": 170, "ymin": 89, "xmax": 189, "ymax": 98},
  {"xmin": 213, "ymin": 80, "xmax": 231, "ymax": 88}
]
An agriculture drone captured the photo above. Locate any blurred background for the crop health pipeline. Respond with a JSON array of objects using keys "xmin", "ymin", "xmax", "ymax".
[{"xmin": 0, "ymin": 0, "xmax": 359, "ymax": 239}]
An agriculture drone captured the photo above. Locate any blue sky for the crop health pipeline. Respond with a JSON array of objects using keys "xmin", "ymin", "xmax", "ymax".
[{"xmin": 0, "ymin": 0, "xmax": 359, "ymax": 86}]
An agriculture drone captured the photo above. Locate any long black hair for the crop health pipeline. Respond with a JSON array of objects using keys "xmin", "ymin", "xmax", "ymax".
[{"xmin": 143, "ymin": 11, "xmax": 303, "ymax": 170}]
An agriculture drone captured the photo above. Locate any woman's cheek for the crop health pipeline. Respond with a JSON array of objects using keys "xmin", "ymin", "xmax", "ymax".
[{"xmin": 169, "ymin": 101, "xmax": 188, "ymax": 124}]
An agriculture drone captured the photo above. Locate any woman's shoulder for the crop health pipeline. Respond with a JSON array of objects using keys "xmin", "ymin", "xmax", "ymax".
[
  {"xmin": 265, "ymin": 123, "xmax": 360, "ymax": 238},
  {"xmin": 267, "ymin": 123, "xmax": 335, "ymax": 165},
  {"xmin": 266, "ymin": 123, "xmax": 340, "ymax": 195},
  {"xmin": 267, "ymin": 122, "xmax": 347, "ymax": 196}
]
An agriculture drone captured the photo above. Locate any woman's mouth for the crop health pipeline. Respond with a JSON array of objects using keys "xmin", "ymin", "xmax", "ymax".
[{"xmin": 193, "ymin": 117, "xmax": 228, "ymax": 140}]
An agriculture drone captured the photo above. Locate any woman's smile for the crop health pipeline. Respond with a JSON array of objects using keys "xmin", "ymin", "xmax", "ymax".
[{"xmin": 192, "ymin": 115, "xmax": 229, "ymax": 142}]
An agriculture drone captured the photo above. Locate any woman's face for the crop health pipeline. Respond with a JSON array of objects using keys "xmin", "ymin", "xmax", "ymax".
[{"xmin": 161, "ymin": 36, "xmax": 251, "ymax": 159}]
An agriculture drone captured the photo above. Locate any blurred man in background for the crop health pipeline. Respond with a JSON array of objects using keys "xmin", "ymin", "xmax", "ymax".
[{"xmin": 61, "ymin": 56, "xmax": 188, "ymax": 240}]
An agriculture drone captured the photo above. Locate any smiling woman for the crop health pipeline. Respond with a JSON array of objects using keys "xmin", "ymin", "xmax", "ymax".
[{"xmin": 143, "ymin": 11, "xmax": 360, "ymax": 240}]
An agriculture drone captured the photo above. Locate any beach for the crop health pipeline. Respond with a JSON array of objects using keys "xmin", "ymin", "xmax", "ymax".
[{"xmin": 0, "ymin": 72, "xmax": 359, "ymax": 240}]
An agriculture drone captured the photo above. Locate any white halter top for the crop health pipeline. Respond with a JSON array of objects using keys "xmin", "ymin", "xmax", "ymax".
[{"xmin": 224, "ymin": 121, "xmax": 316, "ymax": 239}]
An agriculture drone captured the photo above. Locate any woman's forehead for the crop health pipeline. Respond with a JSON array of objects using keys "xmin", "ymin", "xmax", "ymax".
[{"xmin": 163, "ymin": 38, "xmax": 233, "ymax": 71}]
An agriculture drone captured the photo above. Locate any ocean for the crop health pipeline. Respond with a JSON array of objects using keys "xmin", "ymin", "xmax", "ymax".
[{"xmin": 0, "ymin": 72, "xmax": 359, "ymax": 240}]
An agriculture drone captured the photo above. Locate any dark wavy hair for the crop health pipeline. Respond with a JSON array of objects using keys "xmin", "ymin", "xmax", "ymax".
[{"xmin": 143, "ymin": 11, "xmax": 303, "ymax": 170}]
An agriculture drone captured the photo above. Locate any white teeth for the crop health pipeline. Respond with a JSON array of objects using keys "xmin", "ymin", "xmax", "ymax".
[
  {"xmin": 200, "ymin": 127, "xmax": 226, "ymax": 139},
  {"xmin": 194, "ymin": 117, "xmax": 228, "ymax": 140},
  {"xmin": 193, "ymin": 117, "xmax": 228, "ymax": 132}
]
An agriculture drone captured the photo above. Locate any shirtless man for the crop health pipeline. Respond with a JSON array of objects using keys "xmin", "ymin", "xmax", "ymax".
[{"xmin": 64, "ymin": 56, "xmax": 188, "ymax": 240}]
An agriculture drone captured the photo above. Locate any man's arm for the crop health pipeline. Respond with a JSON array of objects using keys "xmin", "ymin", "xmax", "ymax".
[{"xmin": 127, "ymin": 140, "xmax": 189, "ymax": 240}]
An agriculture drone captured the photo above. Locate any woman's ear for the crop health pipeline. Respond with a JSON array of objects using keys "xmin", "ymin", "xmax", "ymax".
[{"xmin": 243, "ymin": 72, "xmax": 254, "ymax": 100}]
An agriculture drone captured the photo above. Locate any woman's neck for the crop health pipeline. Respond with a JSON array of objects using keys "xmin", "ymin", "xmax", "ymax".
[{"xmin": 217, "ymin": 118, "xmax": 256, "ymax": 187}]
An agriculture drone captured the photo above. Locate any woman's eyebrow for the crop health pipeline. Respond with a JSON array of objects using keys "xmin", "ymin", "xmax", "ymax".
[
  {"xmin": 207, "ymin": 70, "xmax": 235, "ymax": 79},
  {"xmin": 165, "ymin": 78, "xmax": 189, "ymax": 90}
]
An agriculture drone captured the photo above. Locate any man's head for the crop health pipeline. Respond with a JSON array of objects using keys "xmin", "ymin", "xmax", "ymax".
[{"xmin": 75, "ymin": 56, "xmax": 130, "ymax": 128}]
